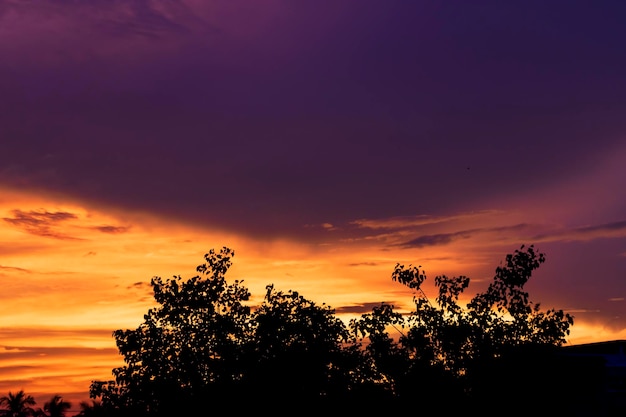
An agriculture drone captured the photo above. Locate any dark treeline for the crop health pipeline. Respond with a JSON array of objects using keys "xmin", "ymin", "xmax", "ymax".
[
  {"xmin": 0, "ymin": 392, "xmax": 72, "ymax": 417},
  {"xmin": 2, "ymin": 245, "xmax": 619, "ymax": 416}
]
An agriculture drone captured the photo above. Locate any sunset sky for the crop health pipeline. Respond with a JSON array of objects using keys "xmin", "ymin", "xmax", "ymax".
[{"xmin": 1, "ymin": 0, "xmax": 626, "ymax": 411}]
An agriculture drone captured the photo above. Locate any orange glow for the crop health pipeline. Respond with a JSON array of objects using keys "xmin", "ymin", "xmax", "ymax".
[{"xmin": 0, "ymin": 184, "xmax": 620, "ymax": 407}]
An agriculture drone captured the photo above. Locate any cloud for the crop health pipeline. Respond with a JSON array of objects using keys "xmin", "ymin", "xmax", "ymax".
[
  {"xmin": 394, "ymin": 218, "xmax": 626, "ymax": 249},
  {"xmin": 2, "ymin": 208, "xmax": 129, "ymax": 241},
  {"xmin": 565, "ymin": 309, "xmax": 602, "ymax": 314},
  {"xmin": 397, "ymin": 224, "xmax": 530, "ymax": 249},
  {"xmin": 349, "ymin": 210, "xmax": 502, "ymax": 230},
  {"xmin": 531, "ymin": 220, "xmax": 626, "ymax": 243},
  {"xmin": 0, "ymin": 265, "xmax": 31, "ymax": 273},
  {"xmin": 0, "ymin": 364, "xmax": 36, "ymax": 374},
  {"xmin": 336, "ymin": 211, "xmax": 533, "ymax": 248},
  {"xmin": 399, "ymin": 231, "xmax": 472, "ymax": 248},
  {"xmin": 0, "ymin": 0, "xmax": 211, "ymax": 64},
  {"xmin": 0, "ymin": 327, "xmax": 117, "ymax": 342},
  {"xmin": 335, "ymin": 302, "xmax": 392, "ymax": 314},
  {"xmin": 321, "ymin": 223, "xmax": 336, "ymax": 231},
  {"xmin": 127, "ymin": 281, "xmax": 151, "ymax": 290},
  {"xmin": 93, "ymin": 225, "xmax": 130, "ymax": 234},
  {"xmin": 0, "ymin": 339, "xmax": 120, "ymax": 409},
  {"xmin": 0, "ymin": 345, "xmax": 117, "ymax": 359},
  {"xmin": 3, "ymin": 209, "xmax": 82, "ymax": 240}
]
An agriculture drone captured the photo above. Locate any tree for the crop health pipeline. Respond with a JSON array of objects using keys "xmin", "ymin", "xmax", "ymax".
[
  {"xmin": 246, "ymin": 285, "xmax": 356, "ymax": 406},
  {"xmin": 90, "ymin": 247, "xmax": 376, "ymax": 414},
  {"xmin": 40, "ymin": 396, "xmax": 70, "ymax": 417},
  {"xmin": 74, "ymin": 400, "xmax": 108, "ymax": 417},
  {"xmin": 90, "ymin": 247, "xmax": 254, "ymax": 416},
  {"xmin": 92, "ymin": 244, "xmax": 576, "ymax": 415},
  {"xmin": 350, "ymin": 244, "xmax": 575, "ymax": 412},
  {"xmin": 0, "ymin": 390, "xmax": 36, "ymax": 417}
]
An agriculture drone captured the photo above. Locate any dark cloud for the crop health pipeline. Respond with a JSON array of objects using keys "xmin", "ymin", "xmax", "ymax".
[
  {"xmin": 400, "ymin": 231, "xmax": 471, "ymax": 249},
  {"xmin": 531, "ymin": 221, "xmax": 626, "ymax": 243},
  {"xmin": 335, "ymin": 302, "xmax": 393, "ymax": 314},
  {"xmin": 1, "ymin": 1, "xmax": 625, "ymax": 241},
  {"xmin": 2, "ymin": 209, "xmax": 81, "ymax": 240},
  {"xmin": 1, "ymin": 0, "xmax": 626, "ymax": 406},
  {"xmin": 94, "ymin": 225, "xmax": 130, "ymax": 234},
  {"xmin": 0, "ymin": 346, "xmax": 117, "ymax": 358},
  {"xmin": 3, "ymin": 209, "xmax": 76, "ymax": 223},
  {"xmin": 395, "ymin": 220, "xmax": 626, "ymax": 250},
  {"xmin": 570, "ymin": 220, "xmax": 626, "ymax": 234},
  {"xmin": 398, "ymin": 224, "xmax": 531, "ymax": 248},
  {"xmin": 128, "ymin": 281, "xmax": 151, "ymax": 290}
]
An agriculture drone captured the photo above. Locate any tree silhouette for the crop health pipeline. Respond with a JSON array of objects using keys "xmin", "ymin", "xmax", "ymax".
[
  {"xmin": 350, "ymin": 244, "xmax": 575, "ymax": 412},
  {"xmin": 0, "ymin": 390, "xmax": 36, "ymax": 417},
  {"xmin": 74, "ymin": 400, "xmax": 107, "ymax": 417},
  {"xmin": 38, "ymin": 396, "xmax": 70, "ymax": 417},
  {"xmin": 90, "ymin": 244, "xmax": 578, "ymax": 415},
  {"xmin": 91, "ymin": 247, "xmax": 378, "ymax": 414},
  {"xmin": 245, "ymin": 284, "xmax": 358, "ymax": 408},
  {"xmin": 90, "ymin": 247, "xmax": 254, "ymax": 415}
]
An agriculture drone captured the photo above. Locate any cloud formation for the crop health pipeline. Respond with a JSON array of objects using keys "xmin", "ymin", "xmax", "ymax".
[
  {"xmin": 1, "ymin": 0, "xmax": 626, "ymax": 407},
  {"xmin": 531, "ymin": 221, "xmax": 626, "ymax": 243},
  {"xmin": 0, "ymin": 265, "xmax": 31, "ymax": 273},
  {"xmin": 94, "ymin": 225, "xmax": 130, "ymax": 234},
  {"xmin": 3, "ymin": 209, "xmax": 81, "ymax": 240}
]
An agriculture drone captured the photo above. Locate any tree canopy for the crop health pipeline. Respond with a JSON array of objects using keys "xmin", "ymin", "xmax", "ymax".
[{"xmin": 88, "ymin": 244, "xmax": 580, "ymax": 415}]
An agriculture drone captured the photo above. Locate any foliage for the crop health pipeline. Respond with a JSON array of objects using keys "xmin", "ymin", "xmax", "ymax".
[
  {"xmin": 350, "ymin": 244, "xmax": 575, "ymax": 410},
  {"xmin": 40, "ymin": 396, "xmax": 71, "ymax": 417},
  {"xmin": 0, "ymin": 390, "xmax": 36, "ymax": 417},
  {"xmin": 74, "ymin": 401, "xmax": 106, "ymax": 417},
  {"xmin": 89, "ymin": 247, "xmax": 364, "ymax": 414},
  {"xmin": 89, "ymin": 247, "xmax": 253, "ymax": 415},
  {"xmin": 87, "ymin": 244, "xmax": 576, "ymax": 415},
  {"xmin": 246, "ymin": 284, "xmax": 360, "ymax": 406}
]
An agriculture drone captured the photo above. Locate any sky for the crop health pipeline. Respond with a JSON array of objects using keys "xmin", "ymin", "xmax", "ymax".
[{"xmin": 1, "ymin": 0, "xmax": 626, "ymax": 410}]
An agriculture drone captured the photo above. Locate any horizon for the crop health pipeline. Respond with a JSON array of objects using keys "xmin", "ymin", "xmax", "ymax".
[{"xmin": 1, "ymin": 0, "xmax": 625, "ymax": 408}]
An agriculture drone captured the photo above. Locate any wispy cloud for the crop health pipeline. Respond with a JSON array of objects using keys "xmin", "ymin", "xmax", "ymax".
[
  {"xmin": 127, "ymin": 281, "xmax": 151, "ymax": 292},
  {"xmin": 349, "ymin": 210, "xmax": 503, "ymax": 230},
  {"xmin": 0, "ymin": 345, "xmax": 117, "ymax": 360},
  {"xmin": 0, "ymin": 340, "xmax": 120, "ymax": 410},
  {"xmin": 335, "ymin": 302, "xmax": 394, "ymax": 314},
  {"xmin": 0, "ymin": 0, "xmax": 211, "ymax": 51},
  {"xmin": 396, "ymin": 224, "xmax": 530, "ymax": 249},
  {"xmin": 390, "ymin": 219, "xmax": 626, "ymax": 249},
  {"xmin": 0, "ymin": 265, "xmax": 31, "ymax": 273},
  {"xmin": 2, "ymin": 208, "xmax": 131, "ymax": 241},
  {"xmin": 348, "ymin": 262, "xmax": 379, "ymax": 267},
  {"xmin": 93, "ymin": 225, "xmax": 130, "ymax": 234},
  {"xmin": 531, "ymin": 220, "xmax": 626, "ymax": 243},
  {"xmin": 3, "ymin": 209, "xmax": 82, "ymax": 240},
  {"xmin": 398, "ymin": 231, "xmax": 471, "ymax": 248}
]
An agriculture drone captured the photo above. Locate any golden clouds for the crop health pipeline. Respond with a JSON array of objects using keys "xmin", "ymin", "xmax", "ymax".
[{"xmin": 0, "ymin": 186, "xmax": 407, "ymax": 406}]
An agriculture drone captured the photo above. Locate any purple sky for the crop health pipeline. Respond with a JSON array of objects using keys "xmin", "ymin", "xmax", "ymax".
[{"xmin": 1, "ymin": 0, "xmax": 626, "ymax": 340}]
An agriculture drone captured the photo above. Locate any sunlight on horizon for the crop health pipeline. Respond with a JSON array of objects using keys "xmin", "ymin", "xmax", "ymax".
[{"xmin": 0, "ymin": 184, "xmax": 622, "ymax": 406}]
